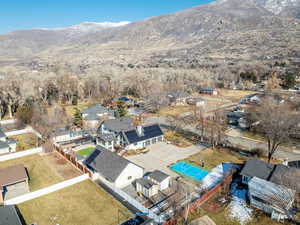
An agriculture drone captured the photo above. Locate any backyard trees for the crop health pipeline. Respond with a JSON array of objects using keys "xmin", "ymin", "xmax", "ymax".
[
  {"xmin": 73, "ymin": 108, "xmax": 83, "ymax": 127},
  {"xmin": 251, "ymin": 97, "xmax": 299, "ymax": 162},
  {"xmin": 117, "ymin": 100, "xmax": 128, "ymax": 117}
]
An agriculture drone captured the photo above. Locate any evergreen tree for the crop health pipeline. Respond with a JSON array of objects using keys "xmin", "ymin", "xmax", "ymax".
[
  {"xmin": 73, "ymin": 107, "xmax": 82, "ymax": 126},
  {"xmin": 117, "ymin": 100, "xmax": 127, "ymax": 117}
]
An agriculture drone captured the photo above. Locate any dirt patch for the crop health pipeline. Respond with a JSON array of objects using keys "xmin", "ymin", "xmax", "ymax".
[{"xmin": 43, "ymin": 152, "xmax": 82, "ymax": 180}]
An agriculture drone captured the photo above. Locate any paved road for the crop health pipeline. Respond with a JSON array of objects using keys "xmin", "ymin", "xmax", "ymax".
[{"xmin": 226, "ymin": 130, "xmax": 300, "ymax": 161}]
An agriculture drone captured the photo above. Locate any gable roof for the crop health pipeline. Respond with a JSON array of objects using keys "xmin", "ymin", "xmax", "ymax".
[
  {"xmin": 148, "ymin": 170, "xmax": 169, "ymax": 183},
  {"xmin": 0, "ymin": 140, "xmax": 9, "ymax": 149},
  {"xmin": 240, "ymin": 158, "xmax": 275, "ymax": 180},
  {"xmin": 102, "ymin": 117, "xmax": 135, "ymax": 133},
  {"xmin": 82, "ymin": 104, "xmax": 113, "ymax": 115},
  {"xmin": 0, "ymin": 205, "xmax": 23, "ymax": 225},
  {"xmin": 0, "ymin": 164, "xmax": 28, "ymax": 191},
  {"xmin": 241, "ymin": 158, "xmax": 300, "ymax": 192},
  {"xmin": 84, "ymin": 146, "xmax": 140, "ymax": 182},
  {"xmin": 0, "ymin": 128, "xmax": 6, "ymax": 139},
  {"xmin": 136, "ymin": 178, "xmax": 157, "ymax": 189},
  {"xmin": 123, "ymin": 124, "xmax": 163, "ymax": 144}
]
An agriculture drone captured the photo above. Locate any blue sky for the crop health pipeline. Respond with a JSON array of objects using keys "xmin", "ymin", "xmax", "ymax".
[{"xmin": 0, "ymin": 0, "xmax": 215, "ymax": 33}]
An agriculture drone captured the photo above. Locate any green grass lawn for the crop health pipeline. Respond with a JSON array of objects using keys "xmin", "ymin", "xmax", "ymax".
[
  {"xmin": 77, "ymin": 147, "xmax": 95, "ymax": 156},
  {"xmin": 0, "ymin": 154, "xmax": 63, "ymax": 191},
  {"xmin": 18, "ymin": 180, "xmax": 132, "ymax": 225}
]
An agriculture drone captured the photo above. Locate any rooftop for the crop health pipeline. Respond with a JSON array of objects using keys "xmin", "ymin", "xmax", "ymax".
[
  {"xmin": 0, "ymin": 164, "xmax": 28, "ymax": 191},
  {"xmin": 0, "ymin": 205, "xmax": 23, "ymax": 225},
  {"xmin": 101, "ymin": 117, "xmax": 135, "ymax": 133},
  {"xmin": 147, "ymin": 170, "xmax": 169, "ymax": 183},
  {"xmin": 0, "ymin": 128, "xmax": 6, "ymax": 138},
  {"xmin": 123, "ymin": 124, "xmax": 163, "ymax": 144},
  {"xmin": 136, "ymin": 178, "xmax": 157, "ymax": 189},
  {"xmin": 84, "ymin": 146, "xmax": 141, "ymax": 182}
]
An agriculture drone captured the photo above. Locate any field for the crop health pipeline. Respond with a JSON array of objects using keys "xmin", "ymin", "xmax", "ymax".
[
  {"xmin": 10, "ymin": 133, "xmax": 40, "ymax": 151},
  {"xmin": 159, "ymin": 105, "xmax": 195, "ymax": 116},
  {"xmin": 18, "ymin": 180, "xmax": 132, "ymax": 225},
  {"xmin": 77, "ymin": 147, "xmax": 95, "ymax": 156},
  {"xmin": 0, "ymin": 153, "xmax": 81, "ymax": 191}
]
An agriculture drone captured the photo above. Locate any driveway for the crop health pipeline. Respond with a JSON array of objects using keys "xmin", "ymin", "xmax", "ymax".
[{"xmin": 125, "ymin": 142, "xmax": 206, "ymax": 177}]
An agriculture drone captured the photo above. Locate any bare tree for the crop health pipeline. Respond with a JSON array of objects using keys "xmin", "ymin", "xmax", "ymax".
[{"xmin": 251, "ymin": 97, "xmax": 299, "ymax": 162}]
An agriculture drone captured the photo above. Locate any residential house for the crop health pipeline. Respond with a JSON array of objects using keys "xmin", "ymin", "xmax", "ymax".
[
  {"xmin": 167, "ymin": 91, "xmax": 189, "ymax": 106},
  {"xmin": 82, "ymin": 104, "xmax": 115, "ymax": 129},
  {"xmin": 226, "ymin": 112, "xmax": 248, "ymax": 128},
  {"xmin": 0, "ymin": 128, "xmax": 17, "ymax": 155},
  {"xmin": 241, "ymin": 158, "xmax": 300, "ymax": 219},
  {"xmin": 52, "ymin": 128, "xmax": 88, "ymax": 143},
  {"xmin": 186, "ymin": 97, "xmax": 205, "ymax": 107},
  {"xmin": 136, "ymin": 178, "xmax": 159, "ymax": 198},
  {"xmin": 136, "ymin": 170, "xmax": 171, "ymax": 198},
  {"xmin": 0, "ymin": 205, "xmax": 24, "ymax": 225},
  {"xmin": 199, "ymin": 88, "xmax": 218, "ymax": 95},
  {"xmin": 146, "ymin": 170, "xmax": 170, "ymax": 191},
  {"xmin": 0, "ymin": 164, "xmax": 29, "ymax": 203},
  {"xmin": 84, "ymin": 146, "xmax": 144, "ymax": 188},
  {"xmin": 97, "ymin": 117, "xmax": 164, "ymax": 151}
]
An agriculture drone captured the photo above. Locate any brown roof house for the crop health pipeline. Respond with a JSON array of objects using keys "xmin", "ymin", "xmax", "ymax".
[{"xmin": 0, "ymin": 164, "xmax": 29, "ymax": 203}]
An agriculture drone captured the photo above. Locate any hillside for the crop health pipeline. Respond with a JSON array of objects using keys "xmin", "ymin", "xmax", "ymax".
[{"xmin": 0, "ymin": 0, "xmax": 300, "ymax": 71}]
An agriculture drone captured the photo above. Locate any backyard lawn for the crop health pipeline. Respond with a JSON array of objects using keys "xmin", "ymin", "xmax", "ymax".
[
  {"xmin": 159, "ymin": 106, "xmax": 195, "ymax": 116},
  {"xmin": 18, "ymin": 180, "xmax": 132, "ymax": 225},
  {"xmin": 0, "ymin": 154, "xmax": 70, "ymax": 191},
  {"xmin": 77, "ymin": 147, "xmax": 95, "ymax": 156},
  {"xmin": 10, "ymin": 133, "xmax": 40, "ymax": 151},
  {"xmin": 184, "ymin": 148, "xmax": 246, "ymax": 171},
  {"xmin": 164, "ymin": 130, "xmax": 199, "ymax": 148}
]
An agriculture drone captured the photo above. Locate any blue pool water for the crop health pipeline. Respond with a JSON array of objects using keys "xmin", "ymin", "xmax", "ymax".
[{"xmin": 170, "ymin": 161, "xmax": 209, "ymax": 182}]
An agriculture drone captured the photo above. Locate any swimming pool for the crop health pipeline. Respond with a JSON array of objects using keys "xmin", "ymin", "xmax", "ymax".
[{"xmin": 170, "ymin": 161, "xmax": 209, "ymax": 182}]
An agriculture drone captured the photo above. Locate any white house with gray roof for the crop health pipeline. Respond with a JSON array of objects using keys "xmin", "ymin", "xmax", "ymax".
[
  {"xmin": 97, "ymin": 117, "xmax": 164, "ymax": 152},
  {"xmin": 0, "ymin": 128, "xmax": 17, "ymax": 155},
  {"xmin": 82, "ymin": 104, "xmax": 115, "ymax": 129},
  {"xmin": 84, "ymin": 146, "xmax": 144, "ymax": 188}
]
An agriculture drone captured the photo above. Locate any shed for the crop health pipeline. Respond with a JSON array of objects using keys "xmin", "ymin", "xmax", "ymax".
[
  {"xmin": 136, "ymin": 178, "xmax": 159, "ymax": 198},
  {"xmin": 147, "ymin": 170, "xmax": 170, "ymax": 191}
]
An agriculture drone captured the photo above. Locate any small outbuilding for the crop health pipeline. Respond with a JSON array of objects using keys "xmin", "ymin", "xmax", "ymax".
[{"xmin": 0, "ymin": 205, "xmax": 24, "ymax": 225}]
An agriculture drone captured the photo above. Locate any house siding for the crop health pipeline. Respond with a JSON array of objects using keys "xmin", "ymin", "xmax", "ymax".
[{"xmin": 115, "ymin": 163, "xmax": 144, "ymax": 188}]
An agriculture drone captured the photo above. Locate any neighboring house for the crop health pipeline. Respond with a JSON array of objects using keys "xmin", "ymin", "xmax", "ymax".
[
  {"xmin": 84, "ymin": 146, "xmax": 144, "ymax": 188},
  {"xmin": 226, "ymin": 112, "xmax": 247, "ymax": 127},
  {"xmin": 288, "ymin": 161, "xmax": 300, "ymax": 169},
  {"xmin": 199, "ymin": 88, "xmax": 218, "ymax": 96},
  {"xmin": 0, "ymin": 164, "xmax": 29, "ymax": 203},
  {"xmin": 167, "ymin": 91, "xmax": 189, "ymax": 106},
  {"xmin": 97, "ymin": 117, "xmax": 164, "ymax": 151},
  {"xmin": 136, "ymin": 178, "xmax": 159, "ymax": 198},
  {"xmin": 248, "ymin": 177, "xmax": 295, "ymax": 220},
  {"xmin": 146, "ymin": 170, "xmax": 170, "ymax": 191},
  {"xmin": 189, "ymin": 215, "xmax": 217, "ymax": 225},
  {"xmin": 0, "ymin": 128, "xmax": 17, "ymax": 155},
  {"xmin": 240, "ymin": 93, "xmax": 262, "ymax": 104},
  {"xmin": 52, "ymin": 128, "xmax": 88, "ymax": 143},
  {"xmin": 136, "ymin": 170, "xmax": 171, "ymax": 198},
  {"xmin": 82, "ymin": 104, "xmax": 115, "ymax": 129},
  {"xmin": 241, "ymin": 158, "xmax": 300, "ymax": 219},
  {"xmin": 0, "ymin": 205, "xmax": 24, "ymax": 225},
  {"xmin": 186, "ymin": 97, "xmax": 205, "ymax": 107}
]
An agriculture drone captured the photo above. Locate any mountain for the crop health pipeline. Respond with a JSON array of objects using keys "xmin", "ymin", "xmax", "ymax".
[{"xmin": 0, "ymin": 0, "xmax": 300, "ymax": 70}]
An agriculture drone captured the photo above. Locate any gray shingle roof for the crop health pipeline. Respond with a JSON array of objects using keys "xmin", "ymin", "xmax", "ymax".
[
  {"xmin": 102, "ymin": 117, "xmax": 135, "ymax": 133},
  {"xmin": 0, "ymin": 205, "xmax": 23, "ymax": 225},
  {"xmin": 240, "ymin": 158, "xmax": 275, "ymax": 180},
  {"xmin": 148, "ymin": 170, "xmax": 169, "ymax": 183},
  {"xmin": 98, "ymin": 133, "xmax": 115, "ymax": 142},
  {"xmin": 0, "ymin": 140, "xmax": 9, "ymax": 149},
  {"xmin": 82, "ymin": 104, "xmax": 113, "ymax": 115},
  {"xmin": 84, "ymin": 146, "xmax": 138, "ymax": 182},
  {"xmin": 136, "ymin": 178, "xmax": 157, "ymax": 189},
  {"xmin": 0, "ymin": 128, "xmax": 6, "ymax": 138}
]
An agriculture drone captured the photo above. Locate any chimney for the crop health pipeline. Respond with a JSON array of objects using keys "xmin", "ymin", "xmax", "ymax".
[{"xmin": 137, "ymin": 125, "xmax": 143, "ymax": 136}]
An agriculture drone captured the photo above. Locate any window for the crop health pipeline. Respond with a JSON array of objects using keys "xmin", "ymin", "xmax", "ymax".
[
  {"xmin": 128, "ymin": 176, "xmax": 132, "ymax": 180},
  {"xmin": 146, "ymin": 140, "xmax": 151, "ymax": 146},
  {"xmin": 134, "ymin": 143, "xmax": 138, "ymax": 146},
  {"xmin": 152, "ymin": 138, "xmax": 157, "ymax": 144},
  {"xmin": 157, "ymin": 136, "xmax": 163, "ymax": 142}
]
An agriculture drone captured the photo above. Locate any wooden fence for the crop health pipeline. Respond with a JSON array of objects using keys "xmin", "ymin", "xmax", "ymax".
[
  {"xmin": 54, "ymin": 145, "xmax": 93, "ymax": 178},
  {"xmin": 163, "ymin": 174, "xmax": 233, "ymax": 225}
]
